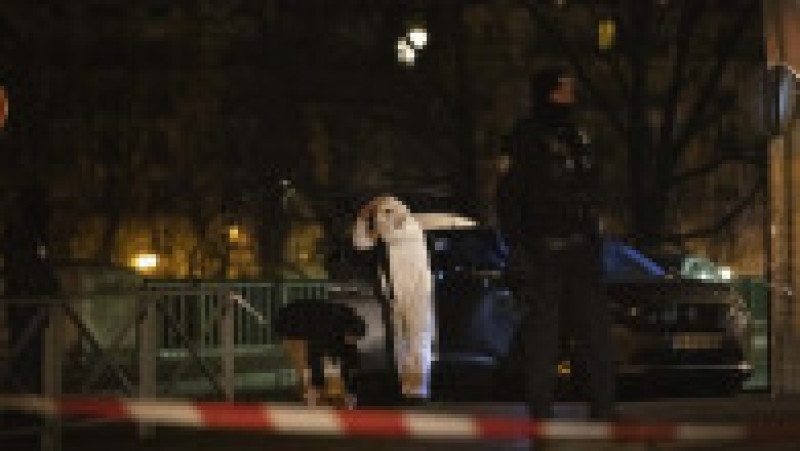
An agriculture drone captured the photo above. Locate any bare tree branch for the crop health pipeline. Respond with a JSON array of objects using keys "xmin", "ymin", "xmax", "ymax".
[
  {"xmin": 651, "ymin": 0, "xmax": 672, "ymax": 42},
  {"xmin": 623, "ymin": 173, "xmax": 764, "ymax": 243},
  {"xmin": 667, "ymin": 0, "xmax": 759, "ymax": 159},
  {"xmin": 658, "ymin": 1, "xmax": 706, "ymax": 147},
  {"xmin": 662, "ymin": 174, "xmax": 765, "ymax": 241},
  {"xmin": 672, "ymin": 154, "xmax": 763, "ymax": 185},
  {"xmin": 525, "ymin": 1, "xmax": 628, "ymax": 139}
]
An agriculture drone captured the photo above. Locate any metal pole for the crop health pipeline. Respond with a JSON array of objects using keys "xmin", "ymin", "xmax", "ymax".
[
  {"xmin": 41, "ymin": 300, "xmax": 64, "ymax": 451},
  {"xmin": 222, "ymin": 292, "xmax": 235, "ymax": 401},
  {"xmin": 137, "ymin": 293, "xmax": 157, "ymax": 438}
]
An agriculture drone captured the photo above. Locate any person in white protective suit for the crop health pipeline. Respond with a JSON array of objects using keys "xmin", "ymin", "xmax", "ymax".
[{"xmin": 352, "ymin": 195, "xmax": 434, "ymax": 402}]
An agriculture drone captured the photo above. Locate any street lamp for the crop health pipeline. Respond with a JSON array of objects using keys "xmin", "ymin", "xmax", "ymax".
[
  {"xmin": 228, "ymin": 225, "xmax": 242, "ymax": 244},
  {"xmin": 397, "ymin": 22, "xmax": 429, "ymax": 66},
  {"xmin": 408, "ymin": 26, "xmax": 428, "ymax": 49},
  {"xmin": 131, "ymin": 253, "xmax": 159, "ymax": 273},
  {"xmin": 397, "ymin": 37, "xmax": 416, "ymax": 66}
]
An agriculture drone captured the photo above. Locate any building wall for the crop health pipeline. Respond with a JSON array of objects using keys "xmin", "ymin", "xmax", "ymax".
[{"xmin": 763, "ymin": 0, "xmax": 800, "ymax": 394}]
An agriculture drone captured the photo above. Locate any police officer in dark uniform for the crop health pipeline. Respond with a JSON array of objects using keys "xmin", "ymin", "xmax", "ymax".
[{"xmin": 496, "ymin": 67, "xmax": 615, "ymax": 420}]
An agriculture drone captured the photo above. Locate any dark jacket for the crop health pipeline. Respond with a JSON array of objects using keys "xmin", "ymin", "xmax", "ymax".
[
  {"xmin": 274, "ymin": 298, "xmax": 366, "ymax": 345},
  {"xmin": 496, "ymin": 114, "xmax": 602, "ymax": 248}
]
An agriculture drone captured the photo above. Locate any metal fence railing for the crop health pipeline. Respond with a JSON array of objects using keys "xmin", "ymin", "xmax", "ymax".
[
  {"xmin": 143, "ymin": 280, "xmax": 329, "ymax": 351},
  {"xmin": 0, "ymin": 280, "xmax": 331, "ymax": 403}
]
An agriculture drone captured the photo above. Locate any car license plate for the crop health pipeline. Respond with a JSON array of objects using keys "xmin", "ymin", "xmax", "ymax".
[{"xmin": 671, "ymin": 333, "xmax": 724, "ymax": 350}]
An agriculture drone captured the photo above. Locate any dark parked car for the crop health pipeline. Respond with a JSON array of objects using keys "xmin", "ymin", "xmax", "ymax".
[
  {"xmin": 329, "ymin": 224, "xmax": 753, "ymax": 403},
  {"xmin": 606, "ymin": 280, "xmax": 753, "ymax": 396}
]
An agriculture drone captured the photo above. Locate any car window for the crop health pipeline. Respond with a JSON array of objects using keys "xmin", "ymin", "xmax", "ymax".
[{"xmin": 425, "ymin": 228, "xmax": 507, "ymax": 272}]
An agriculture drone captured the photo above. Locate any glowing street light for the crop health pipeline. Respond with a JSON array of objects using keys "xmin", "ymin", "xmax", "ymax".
[
  {"xmin": 408, "ymin": 26, "xmax": 428, "ymax": 49},
  {"xmin": 396, "ymin": 37, "xmax": 416, "ymax": 65},
  {"xmin": 131, "ymin": 253, "xmax": 159, "ymax": 273},
  {"xmin": 228, "ymin": 225, "xmax": 243, "ymax": 244}
]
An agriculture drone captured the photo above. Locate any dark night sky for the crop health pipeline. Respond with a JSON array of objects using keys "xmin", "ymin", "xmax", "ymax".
[{"xmin": 0, "ymin": 1, "xmax": 770, "ymax": 275}]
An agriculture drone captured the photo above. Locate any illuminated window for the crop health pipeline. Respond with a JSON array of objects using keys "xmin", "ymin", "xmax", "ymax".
[{"xmin": 598, "ymin": 18, "xmax": 616, "ymax": 50}]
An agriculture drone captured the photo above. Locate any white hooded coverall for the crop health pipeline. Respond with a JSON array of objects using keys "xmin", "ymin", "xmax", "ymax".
[{"xmin": 352, "ymin": 196, "xmax": 434, "ymax": 399}]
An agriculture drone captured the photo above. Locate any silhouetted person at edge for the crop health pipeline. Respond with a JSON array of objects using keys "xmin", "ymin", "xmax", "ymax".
[
  {"xmin": 2, "ymin": 182, "xmax": 60, "ymax": 395},
  {"xmin": 496, "ymin": 67, "xmax": 616, "ymax": 420}
]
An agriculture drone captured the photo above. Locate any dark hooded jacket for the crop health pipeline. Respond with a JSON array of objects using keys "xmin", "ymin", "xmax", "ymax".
[{"xmin": 496, "ymin": 68, "xmax": 602, "ymax": 248}]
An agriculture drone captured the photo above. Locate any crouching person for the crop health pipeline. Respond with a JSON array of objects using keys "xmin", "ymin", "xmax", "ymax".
[{"xmin": 275, "ymin": 299, "xmax": 366, "ymax": 408}]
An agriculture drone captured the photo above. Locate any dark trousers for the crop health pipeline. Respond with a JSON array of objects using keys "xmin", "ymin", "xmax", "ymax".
[
  {"xmin": 307, "ymin": 341, "xmax": 360, "ymax": 395},
  {"xmin": 510, "ymin": 240, "xmax": 615, "ymax": 419}
]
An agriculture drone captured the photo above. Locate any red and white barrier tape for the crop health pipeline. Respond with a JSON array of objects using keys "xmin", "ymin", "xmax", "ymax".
[{"xmin": 2, "ymin": 395, "xmax": 799, "ymax": 442}]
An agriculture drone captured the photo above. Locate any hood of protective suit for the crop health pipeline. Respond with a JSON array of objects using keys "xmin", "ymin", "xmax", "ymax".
[{"xmin": 372, "ymin": 196, "xmax": 414, "ymax": 238}]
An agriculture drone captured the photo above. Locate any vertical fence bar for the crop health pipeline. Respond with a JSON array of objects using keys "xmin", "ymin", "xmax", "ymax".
[
  {"xmin": 201, "ymin": 287, "xmax": 208, "ymax": 347},
  {"xmin": 239, "ymin": 286, "xmax": 248, "ymax": 345},
  {"xmin": 204, "ymin": 286, "xmax": 210, "ymax": 347},
  {"xmin": 267, "ymin": 284, "xmax": 275, "ymax": 345},
  {"xmin": 257, "ymin": 285, "xmax": 267, "ymax": 343},
  {"xmin": 167, "ymin": 293, "xmax": 177, "ymax": 350},
  {"xmin": 41, "ymin": 299, "xmax": 64, "ymax": 451},
  {"xmin": 214, "ymin": 291, "xmax": 222, "ymax": 348},
  {"xmin": 182, "ymin": 291, "xmax": 191, "ymax": 348},
  {"xmin": 245, "ymin": 285, "xmax": 254, "ymax": 345},
  {"xmin": 155, "ymin": 289, "xmax": 166, "ymax": 351},
  {"xmin": 200, "ymin": 289, "xmax": 209, "ymax": 348},
  {"xmin": 262, "ymin": 284, "xmax": 270, "ymax": 344},
  {"xmin": 238, "ymin": 286, "xmax": 246, "ymax": 346},
  {"xmin": 254, "ymin": 285, "xmax": 263, "ymax": 344},
  {"xmin": 181, "ymin": 291, "xmax": 189, "ymax": 348},
  {"xmin": 166, "ymin": 293, "xmax": 174, "ymax": 350},
  {"xmin": 214, "ymin": 287, "xmax": 223, "ymax": 347},
  {"xmin": 273, "ymin": 283, "xmax": 289, "ymax": 346},
  {"xmin": 221, "ymin": 292, "xmax": 235, "ymax": 401},
  {"xmin": 236, "ymin": 288, "xmax": 245, "ymax": 347},
  {"xmin": 138, "ymin": 293, "xmax": 157, "ymax": 438}
]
